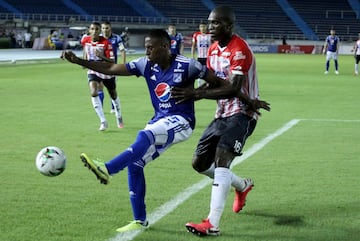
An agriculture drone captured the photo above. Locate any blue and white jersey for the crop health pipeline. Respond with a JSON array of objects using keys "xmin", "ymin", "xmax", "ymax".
[
  {"xmin": 126, "ymin": 55, "xmax": 207, "ymax": 129},
  {"xmin": 325, "ymin": 35, "xmax": 340, "ymax": 52},
  {"xmin": 107, "ymin": 33, "xmax": 125, "ymax": 63},
  {"xmin": 169, "ymin": 33, "xmax": 183, "ymax": 55}
]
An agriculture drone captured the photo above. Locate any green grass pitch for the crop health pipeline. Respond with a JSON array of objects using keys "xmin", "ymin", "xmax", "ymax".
[{"xmin": 0, "ymin": 53, "xmax": 359, "ymax": 241}]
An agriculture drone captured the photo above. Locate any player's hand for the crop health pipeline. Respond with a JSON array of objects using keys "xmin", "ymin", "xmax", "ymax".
[
  {"xmin": 61, "ymin": 51, "xmax": 78, "ymax": 63},
  {"xmin": 249, "ymin": 99, "xmax": 271, "ymax": 115},
  {"xmin": 171, "ymin": 86, "xmax": 197, "ymax": 104}
]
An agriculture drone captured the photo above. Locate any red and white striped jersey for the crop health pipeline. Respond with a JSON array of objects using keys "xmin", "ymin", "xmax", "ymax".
[
  {"xmin": 81, "ymin": 35, "xmax": 114, "ymax": 79},
  {"xmin": 207, "ymin": 34, "xmax": 259, "ymax": 119},
  {"xmin": 192, "ymin": 31, "xmax": 212, "ymax": 58}
]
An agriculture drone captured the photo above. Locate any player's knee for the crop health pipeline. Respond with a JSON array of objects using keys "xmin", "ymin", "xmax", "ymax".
[
  {"xmin": 191, "ymin": 156, "xmax": 210, "ymax": 173},
  {"xmin": 135, "ymin": 130, "xmax": 155, "ymax": 146}
]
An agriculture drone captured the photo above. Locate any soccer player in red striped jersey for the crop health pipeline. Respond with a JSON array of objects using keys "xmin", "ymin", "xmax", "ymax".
[
  {"xmin": 171, "ymin": 6, "xmax": 270, "ymax": 236},
  {"xmin": 81, "ymin": 22, "xmax": 123, "ymax": 130},
  {"xmin": 191, "ymin": 22, "xmax": 212, "ymax": 87}
]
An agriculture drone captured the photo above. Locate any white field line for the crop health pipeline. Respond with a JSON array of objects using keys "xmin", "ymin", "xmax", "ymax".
[{"xmin": 108, "ymin": 118, "xmax": 300, "ymax": 241}]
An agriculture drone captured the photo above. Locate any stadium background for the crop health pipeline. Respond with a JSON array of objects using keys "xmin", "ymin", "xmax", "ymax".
[{"xmin": 0, "ymin": 0, "xmax": 359, "ymax": 53}]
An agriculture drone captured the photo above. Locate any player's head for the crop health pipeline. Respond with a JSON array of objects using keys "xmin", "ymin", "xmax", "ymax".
[
  {"xmin": 330, "ymin": 29, "xmax": 336, "ymax": 36},
  {"xmin": 145, "ymin": 29, "xmax": 171, "ymax": 64},
  {"xmin": 101, "ymin": 21, "xmax": 112, "ymax": 38},
  {"xmin": 208, "ymin": 6, "xmax": 235, "ymax": 42},
  {"xmin": 167, "ymin": 23, "xmax": 176, "ymax": 36},
  {"xmin": 199, "ymin": 21, "xmax": 208, "ymax": 33},
  {"xmin": 89, "ymin": 22, "xmax": 101, "ymax": 38}
]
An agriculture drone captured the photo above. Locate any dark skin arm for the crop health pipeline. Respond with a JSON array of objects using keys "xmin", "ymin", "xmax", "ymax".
[
  {"xmin": 61, "ymin": 50, "xmax": 131, "ymax": 76},
  {"xmin": 171, "ymin": 73, "xmax": 271, "ymax": 114}
]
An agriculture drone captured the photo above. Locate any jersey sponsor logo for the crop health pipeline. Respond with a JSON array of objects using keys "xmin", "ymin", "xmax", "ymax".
[
  {"xmin": 150, "ymin": 75, "xmax": 156, "ymax": 81},
  {"xmin": 173, "ymin": 73, "xmax": 182, "ymax": 83},
  {"xmin": 155, "ymin": 83, "xmax": 171, "ymax": 102},
  {"xmin": 234, "ymin": 51, "xmax": 246, "ymax": 60},
  {"xmin": 222, "ymin": 51, "xmax": 231, "ymax": 57}
]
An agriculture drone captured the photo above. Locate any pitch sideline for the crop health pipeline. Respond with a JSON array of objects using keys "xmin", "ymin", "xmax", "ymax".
[{"xmin": 109, "ymin": 119, "xmax": 301, "ymax": 241}]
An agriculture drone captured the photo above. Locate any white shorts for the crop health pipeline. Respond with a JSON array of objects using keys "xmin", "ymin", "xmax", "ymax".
[
  {"xmin": 326, "ymin": 51, "xmax": 338, "ymax": 61},
  {"xmin": 141, "ymin": 115, "xmax": 193, "ymax": 165}
]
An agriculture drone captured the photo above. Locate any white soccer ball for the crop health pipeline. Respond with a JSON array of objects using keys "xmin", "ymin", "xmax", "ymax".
[{"xmin": 35, "ymin": 146, "xmax": 66, "ymax": 177}]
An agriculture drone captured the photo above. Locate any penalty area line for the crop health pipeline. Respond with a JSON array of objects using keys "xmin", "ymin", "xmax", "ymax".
[{"xmin": 108, "ymin": 119, "xmax": 301, "ymax": 241}]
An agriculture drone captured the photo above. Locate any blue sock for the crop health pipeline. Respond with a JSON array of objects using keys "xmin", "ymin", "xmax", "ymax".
[
  {"xmin": 335, "ymin": 60, "xmax": 338, "ymax": 70},
  {"xmin": 128, "ymin": 163, "xmax": 146, "ymax": 221},
  {"xmin": 326, "ymin": 61, "xmax": 329, "ymax": 71},
  {"xmin": 98, "ymin": 90, "xmax": 104, "ymax": 106},
  {"xmin": 105, "ymin": 130, "xmax": 154, "ymax": 174}
]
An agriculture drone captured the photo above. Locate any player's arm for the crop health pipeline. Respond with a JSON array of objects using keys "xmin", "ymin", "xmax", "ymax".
[
  {"xmin": 323, "ymin": 39, "xmax": 328, "ymax": 54},
  {"xmin": 172, "ymin": 72, "xmax": 270, "ymax": 113},
  {"xmin": 62, "ymin": 50, "xmax": 131, "ymax": 76},
  {"xmin": 96, "ymin": 49, "xmax": 114, "ymax": 63},
  {"xmin": 119, "ymin": 40, "xmax": 126, "ymax": 63},
  {"xmin": 191, "ymin": 36, "xmax": 196, "ymax": 59}
]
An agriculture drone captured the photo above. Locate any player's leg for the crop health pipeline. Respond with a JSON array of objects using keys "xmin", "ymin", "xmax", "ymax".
[
  {"xmin": 325, "ymin": 51, "xmax": 330, "ymax": 74},
  {"xmin": 88, "ymin": 75, "xmax": 107, "ymax": 130},
  {"xmin": 333, "ymin": 53, "xmax": 339, "ymax": 74},
  {"xmin": 104, "ymin": 78, "xmax": 123, "ymax": 128},
  {"xmin": 355, "ymin": 56, "xmax": 360, "ymax": 75},
  {"xmin": 186, "ymin": 114, "xmax": 256, "ymax": 236},
  {"xmin": 98, "ymin": 81, "xmax": 104, "ymax": 106},
  {"xmin": 116, "ymin": 115, "xmax": 193, "ymax": 232}
]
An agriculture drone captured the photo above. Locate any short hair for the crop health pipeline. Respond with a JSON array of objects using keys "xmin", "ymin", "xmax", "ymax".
[
  {"xmin": 148, "ymin": 29, "xmax": 171, "ymax": 46},
  {"xmin": 90, "ymin": 22, "xmax": 101, "ymax": 27},
  {"xmin": 212, "ymin": 5, "xmax": 236, "ymax": 25},
  {"xmin": 101, "ymin": 21, "xmax": 111, "ymax": 26}
]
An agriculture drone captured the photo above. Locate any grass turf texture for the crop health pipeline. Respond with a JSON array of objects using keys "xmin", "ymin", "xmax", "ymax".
[{"xmin": 0, "ymin": 54, "xmax": 359, "ymax": 241}]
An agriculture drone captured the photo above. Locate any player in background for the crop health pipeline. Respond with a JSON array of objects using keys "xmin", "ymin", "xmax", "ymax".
[
  {"xmin": 191, "ymin": 21, "xmax": 212, "ymax": 87},
  {"xmin": 352, "ymin": 33, "xmax": 360, "ymax": 75},
  {"xmin": 62, "ymin": 29, "xmax": 239, "ymax": 233},
  {"xmin": 81, "ymin": 22, "xmax": 123, "ymax": 131},
  {"xmin": 167, "ymin": 23, "xmax": 184, "ymax": 55},
  {"xmin": 171, "ymin": 6, "xmax": 270, "ymax": 236},
  {"xmin": 100, "ymin": 21, "xmax": 126, "ymax": 125},
  {"xmin": 323, "ymin": 29, "xmax": 340, "ymax": 75}
]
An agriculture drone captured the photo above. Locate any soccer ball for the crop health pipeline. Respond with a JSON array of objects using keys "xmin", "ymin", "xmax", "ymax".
[{"xmin": 35, "ymin": 146, "xmax": 66, "ymax": 177}]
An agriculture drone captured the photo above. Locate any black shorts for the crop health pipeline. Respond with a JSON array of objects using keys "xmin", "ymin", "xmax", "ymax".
[
  {"xmin": 88, "ymin": 74, "xmax": 116, "ymax": 90},
  {"xmin": 355, "ymin": 55, "xmax": 360, "ymax": 64},
  {"xmin": 195, "ymin": 113, "xmax": 257, "ymax": 158},
  {"xmin": 197, "ymin": 58, "xmax": 207, "ymax": 66}
]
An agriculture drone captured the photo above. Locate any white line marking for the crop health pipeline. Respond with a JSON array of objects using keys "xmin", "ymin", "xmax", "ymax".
[{"xmin": 109, "ymin": 119, "xmax": 300, "ymax": 241}]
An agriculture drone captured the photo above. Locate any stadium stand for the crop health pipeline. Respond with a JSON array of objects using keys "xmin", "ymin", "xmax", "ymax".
[
  {"xmin": 211, "ymin": 0, "xmax": 306, "ymax": 40},
  {"xmin": 288, "ymin": 0, "xmax": 360, "ymax": 41},
  {"xmin": 70, "ymin": 0, "xmax": 140, "ymax": 17},
  {"xmin": 147, "ymin": 0, "xmax": 209, "ymax": 25},
  {"xmin": 0, "ymin": 0, "xmax": 359, "ymax": 41}
]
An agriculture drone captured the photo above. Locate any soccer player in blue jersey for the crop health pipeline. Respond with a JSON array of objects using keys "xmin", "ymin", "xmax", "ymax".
[
  {"xmin": 61, "ymin": 29, "xmax": 231, "ymax": 233},
  {"xmin": 167, "ymin": 23, "xmax": 184, "ymax": 55},
  {"xmin": 323, "ymin": 29, "xmax": 340, "ymax": 75},
  {"xmin": 99, "ymin": 21, "xmax": 126, "ymax": 124}
]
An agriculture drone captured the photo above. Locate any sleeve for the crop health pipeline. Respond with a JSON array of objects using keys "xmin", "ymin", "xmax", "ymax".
[
  {"xmin": 188, "ymin": 58, "xmax": 207, "ymax": 80},
  {"xmin": 104, "ymin": 40, "xmax": 114, "ymax": 59},
  {"xmin": 126, "ymin": 57, "xmax": 148, "ymax": 77},
  {"xmin": 230, "ymin": 42, "xmax": 252, "ymax": 76}
]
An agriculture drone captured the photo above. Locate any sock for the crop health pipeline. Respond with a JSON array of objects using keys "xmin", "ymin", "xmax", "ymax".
[
  {"xmin": 201, "ymin": 163, "xmax": 246, "ymax": 191},
  {"xmin": 105, "ymin": 130, "xmax": 154, "ymax": 174},
  {"xmin": 208, "ymin": 167, "xmax": 231, "ymax": 228},
  {"xmin": 326, "ymin": 61, "xmax": 329, "ymax": 71},
  {"xmin": 91, "ymin": 96, "xmax": 106, "ymax": 123},
  {"xmin": 128, "ymin": 163, "xmax": 146, "ymax": 222},
  {"xmin": 200, "ymin": 163, "xmax": 215, "ymax": 179},
  {"xmin": 111, "ymin": 97, "xmax": 122, "ymax": 118},
  {"xmin": 335, "ymin": 60, "xmax": 338, "ymax": 71},
  {"xmin": 355, "ymin": 64, "xmax": 358, "ymax": 73},
  {"xmin": 98, "ymin": 90, "xmax": 104, "ymax": 106}
]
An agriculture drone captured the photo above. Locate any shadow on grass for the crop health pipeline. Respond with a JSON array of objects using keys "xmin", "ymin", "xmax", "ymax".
[{"xmin": 248, "ymin": 211, "xmax": 305, "ymax": 226}]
